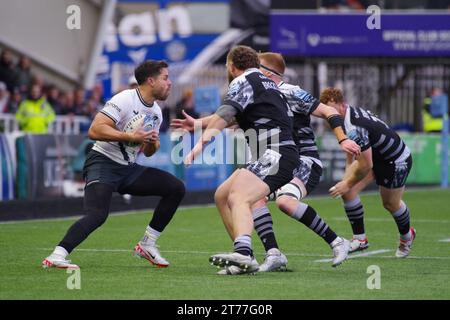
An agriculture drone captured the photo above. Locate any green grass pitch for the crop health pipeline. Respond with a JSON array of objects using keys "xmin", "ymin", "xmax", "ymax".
[{"xmin": 1, "ymin": 188, "xmax": 449, "ymax": 300}]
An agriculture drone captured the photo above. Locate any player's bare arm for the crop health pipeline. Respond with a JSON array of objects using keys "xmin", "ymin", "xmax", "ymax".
[
  {"xmin": 330, "ymin": 147, "xmax": 373, "ymax": 198},
  {"xmin": 88, "ymin": 112, "xmax": 153, "ymax": 144},
  {"xmin": 171, "ymin": 109, "xmax": 237, "ymax": 132},
  {"xmin": 184, "ymin": 105, "xmax": 236, "ymax": 165},
  {"xmin": 312, "ymin": 103, "xmax": 360, "ymax": 157}
]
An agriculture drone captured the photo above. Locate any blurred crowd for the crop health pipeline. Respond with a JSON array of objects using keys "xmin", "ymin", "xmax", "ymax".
[{"xmin": 0, "ymin": 49, "xmax": 105, "ymax": 119}]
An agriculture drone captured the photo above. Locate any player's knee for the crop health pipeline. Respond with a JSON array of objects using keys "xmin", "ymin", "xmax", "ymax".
[
  {"xmin": 171, "ymin": 179, "xmax": 186, "ymax": 199},
  {"xmin": 214, "ymin": 187, "xmax": 227, "ymax": 206},
  {"xmin": 382, "ymin": 200, "xmax": 400, "ymax": 213},
  {"xmin": 275, "ymin": 196, "xmax": 291, "ymax": 214},
  {"xmin": 227, "ymin": 190, "xmax": 249, "ymax": 208}
]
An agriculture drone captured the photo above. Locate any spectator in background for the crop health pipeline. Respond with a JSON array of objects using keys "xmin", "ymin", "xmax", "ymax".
[
  {"xmin": 6, "ymin": 88, "xmax": 22, "ymax": 114},
  {"xmin": 0, "ymin": 50, "xmax": 17, "ymax": 92},
  {"xmin": 73, "ymin": 87, "xmax": 87, "ymax": 115},
  {"xmin": 422, "ymin": 88, "xmax": 446, "ymax": 133},
  {"xmin": 0, "ymin": 82, "xmax": 10, "ymax": 113},
  {"xmin": 46, "ymin": 85, "xmax": 63, "ymax": 114},
  {"xmin": 15, "ymin": 84, "xmax": 55, "ymax": 133},
  {"xmin": 14, "ymin": 55, "xmax": 33, "ymax": 93},
  {"xmin": 176, "ymin": 89, "xmax": 199, "ymax": 119},
  {"xmin": 59, "ymin": 91, "xmax": 76, "ymax": 115}
]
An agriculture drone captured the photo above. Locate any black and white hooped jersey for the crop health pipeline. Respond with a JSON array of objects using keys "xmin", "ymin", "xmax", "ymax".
[
  {"xmin": 278, "ymin": 82, "xmax": 321, "ymax": 163},
  {"xmin": 223, "ymin": 68, "xmax": 295, "ymax": 150},
  {"xmin": 344, "ymin": 105, "xmax": 410, "ymax": 163},
  {"xmin": 92, "ymin": 88, "xmax": 163, "ymax": 165}
]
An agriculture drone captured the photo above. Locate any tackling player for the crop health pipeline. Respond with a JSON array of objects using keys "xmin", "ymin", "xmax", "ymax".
[
  {"xmin": 183, "ymin": 45, "xmax": 300, "ymax": 274},
  {"xmin": 42, "ymin": 60, "xmax": 185, "ymax": 269},
  {"xmin": 321, "ymin": 87, "xmax": 416, "ymax": 258}
]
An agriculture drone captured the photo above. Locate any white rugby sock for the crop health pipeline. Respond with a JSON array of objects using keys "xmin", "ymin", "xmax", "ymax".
[
  {"xmin": 142, "ymin": 226, "xmax": 161, "ymax": 246},
  {"xmin": 53, "ymin": 246, "xmax": 69, "ymax": 258}
]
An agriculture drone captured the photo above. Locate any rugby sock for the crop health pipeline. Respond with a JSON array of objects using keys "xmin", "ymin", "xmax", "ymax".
[
  {"xmin": 391, "ymin": 201, "xmax": 411, "ymax": 240},
  {"xmin": 234, "ymin": 235, "xmax": 253, "ymax": 257},
  {"xmin": 344, "ymin": 197, "xmax": 366, "ymax": 237},
  {"xmin": 141, "ymin": 226, "xmax": 161, "ymax": 247},
  {"xmin": 292, "ymin": 203, "xmax": 338, "ymax": 245},
  {"xmin": 52, "ymin": 246, "xmax": 69, "ymax": 259},
  {"xmin": 253, "ymin": 206, "xmax": 279, "ymax": 252}
]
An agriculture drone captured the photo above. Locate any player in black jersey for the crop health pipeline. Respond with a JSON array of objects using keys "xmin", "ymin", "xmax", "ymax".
[
  {"xmin": 183, "ymin": 46, "xmax": 300, "ymax": 273},
  {"xmin": 321, "ymin": 88, "xmax": 416, "ymax": 258},
  {"xmin": 249, "ymin": 52, "xmax": 362, "ymax": 272},
  {"xmin": 174, "ymin": 51, "xmax": 360, "ymax": 273}
]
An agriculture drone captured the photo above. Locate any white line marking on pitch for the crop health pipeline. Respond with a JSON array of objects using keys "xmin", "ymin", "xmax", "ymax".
[
  {"xmin": 36, "ymin": 247, "xmax": 450, "ymax": 260},
  {"xmin": 438, "ymin": 238, "xmax": 450, "ymax": 243},
  {"xmin": 314, "ymin": 249, "xmax": 392, "ymax": 263}
]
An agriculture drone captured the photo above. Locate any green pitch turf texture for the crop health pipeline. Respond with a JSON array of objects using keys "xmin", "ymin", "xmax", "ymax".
[{"xmin": 1, "ymin": 188, "xmax": 449, "ymax": 300}]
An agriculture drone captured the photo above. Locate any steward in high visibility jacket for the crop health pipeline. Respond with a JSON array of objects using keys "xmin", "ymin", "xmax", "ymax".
[
  {"xmin": 422, "ymin": 95, "xmax": 443, "ymax": 133},
  {"xmin": 15, "ymin": 84, "xmax": 55, "ymax": 133}
]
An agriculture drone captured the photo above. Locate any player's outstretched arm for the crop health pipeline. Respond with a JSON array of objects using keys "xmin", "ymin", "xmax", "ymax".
[
  {"xmin": 170, "ymin": 110, "xmax": 215, "ymax": 132},
  {"xmin": 312, "ymin": 103, "xmax": 360, "ymax": 156},
  {"xmin": 88, "ymin": 112, "xmax": 152, "ymax": 144},
  {"xmin": 184, "ymin": 104, "xmax": 237, "ymax": 165},
  {"xmin": 329, "ymin": 148, "xmax": 373, "ymax": 198}
]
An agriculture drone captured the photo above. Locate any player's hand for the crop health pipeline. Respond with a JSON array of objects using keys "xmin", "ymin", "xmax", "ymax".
[
  {"xmin": 329, "ymin": 181, "xmax": 350, "ymax": 198},
  {"xmin": 170, "ymin": 110, "xmax": 196, "ymax": 132},
  {"xmin": 129, "ymin": 128, "xmax": 153, "ymax": 144},
  {"xmin": 340, "ymin": 139, "xmax": 361, "ymax": 157},
  {"xmin": 143, "ymin": 130, "xmax": 159, "ymax": 144}
]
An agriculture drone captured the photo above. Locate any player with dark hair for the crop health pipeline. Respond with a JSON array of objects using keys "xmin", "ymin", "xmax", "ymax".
[
  {"xmin": 42, "ymin": 60, "xmax": 185, "ymax": 269},
  {"xmin": 321, "ymin": 87, "xmax": 416, "ymax": 258}
]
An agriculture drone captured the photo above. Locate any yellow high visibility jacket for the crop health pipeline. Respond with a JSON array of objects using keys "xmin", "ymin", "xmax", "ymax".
[
  {"xmin": 422, "ymin": 97, "xmax": 443, "ymax": 132},
  {"xmin": 15, "ymin": 98, "xmax": 56, "ymax": 133}
]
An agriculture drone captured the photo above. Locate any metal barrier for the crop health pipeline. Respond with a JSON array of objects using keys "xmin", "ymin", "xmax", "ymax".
[{"xmin": 0, "ymin": 114, "xmax": 91, "ymax": 135}]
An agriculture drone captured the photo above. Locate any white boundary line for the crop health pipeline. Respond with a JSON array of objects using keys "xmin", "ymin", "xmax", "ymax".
[
  {"xmin": 438, "ymin": 238, "xmax": 450, "ymax": 243},
  {"xmin": 314, "ymin": 249, "xmax": 392, "ymax": 263},
  {"xmin": 36, "ymin": 247, "xmax": 450, "ymax": 260}
]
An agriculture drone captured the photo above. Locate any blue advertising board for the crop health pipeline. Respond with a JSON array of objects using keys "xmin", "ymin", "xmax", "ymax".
[
  {"xmin": 97, "ymin": 0, "xmax": 227, "ymax": 98},
  {"xmin": 270, "ymin": 12, "xmax": 450, "ymax": 57}
]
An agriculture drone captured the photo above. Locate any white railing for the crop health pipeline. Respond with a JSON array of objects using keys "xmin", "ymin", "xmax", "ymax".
[{"xmin": 0, "ymin": 114, "xmax": 91, "ymax": 135}]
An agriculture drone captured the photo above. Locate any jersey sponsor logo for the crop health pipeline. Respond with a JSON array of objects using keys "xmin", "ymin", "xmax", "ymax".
[
  {"xmin": 293, "ymin": 89, "xmax": 314, "ymax": 102},
  {"xmin": 347, "ymin": 129, "xmax": 365, "ymax": 148},
  {"xmin": 106, "ymin": 101, "xmax": 121, "ymax": 113}
]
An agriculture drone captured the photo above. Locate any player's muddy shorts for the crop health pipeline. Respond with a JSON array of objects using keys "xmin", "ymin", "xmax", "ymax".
[
  {"xmin": 373, "ymin": 154, "xmax": 412, "ymax": 189},
  {"xmin": 246, "ymin": 145, "xmax": 300, "ymax": 194},
  {"xmin": 293, "ymin": 156, "xmax": 323, "ymax": 194}
]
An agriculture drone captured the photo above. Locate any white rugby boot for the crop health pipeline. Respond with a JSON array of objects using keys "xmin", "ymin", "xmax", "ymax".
[
  {"xmin": 258, "ymin": 248, "xmax": 288, "ymax": 272},
  {"xmin": 42, "ymin": 254, "xmax": 79, "ymax": 269},
  {"xmin": 331, "ymin": 237, "xmax": 351, "ymax": 267},
  {"xmin": 210, "ymin": 252, "xmax": 259, "ymax": 273},
  {"xmin": 349, "ymin": 237, "xmax": 369, "ymax": 253},
  {"xmin": 395, "ymin": 227, "xmax": 416, "ymax": 258},
  {"xmin": 134, "ymin": 242, "xmax": 169, "ymax": 268},
  {"xmin": 217, "ymin": 256, "xmax": 259, "ymax": 275}
]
